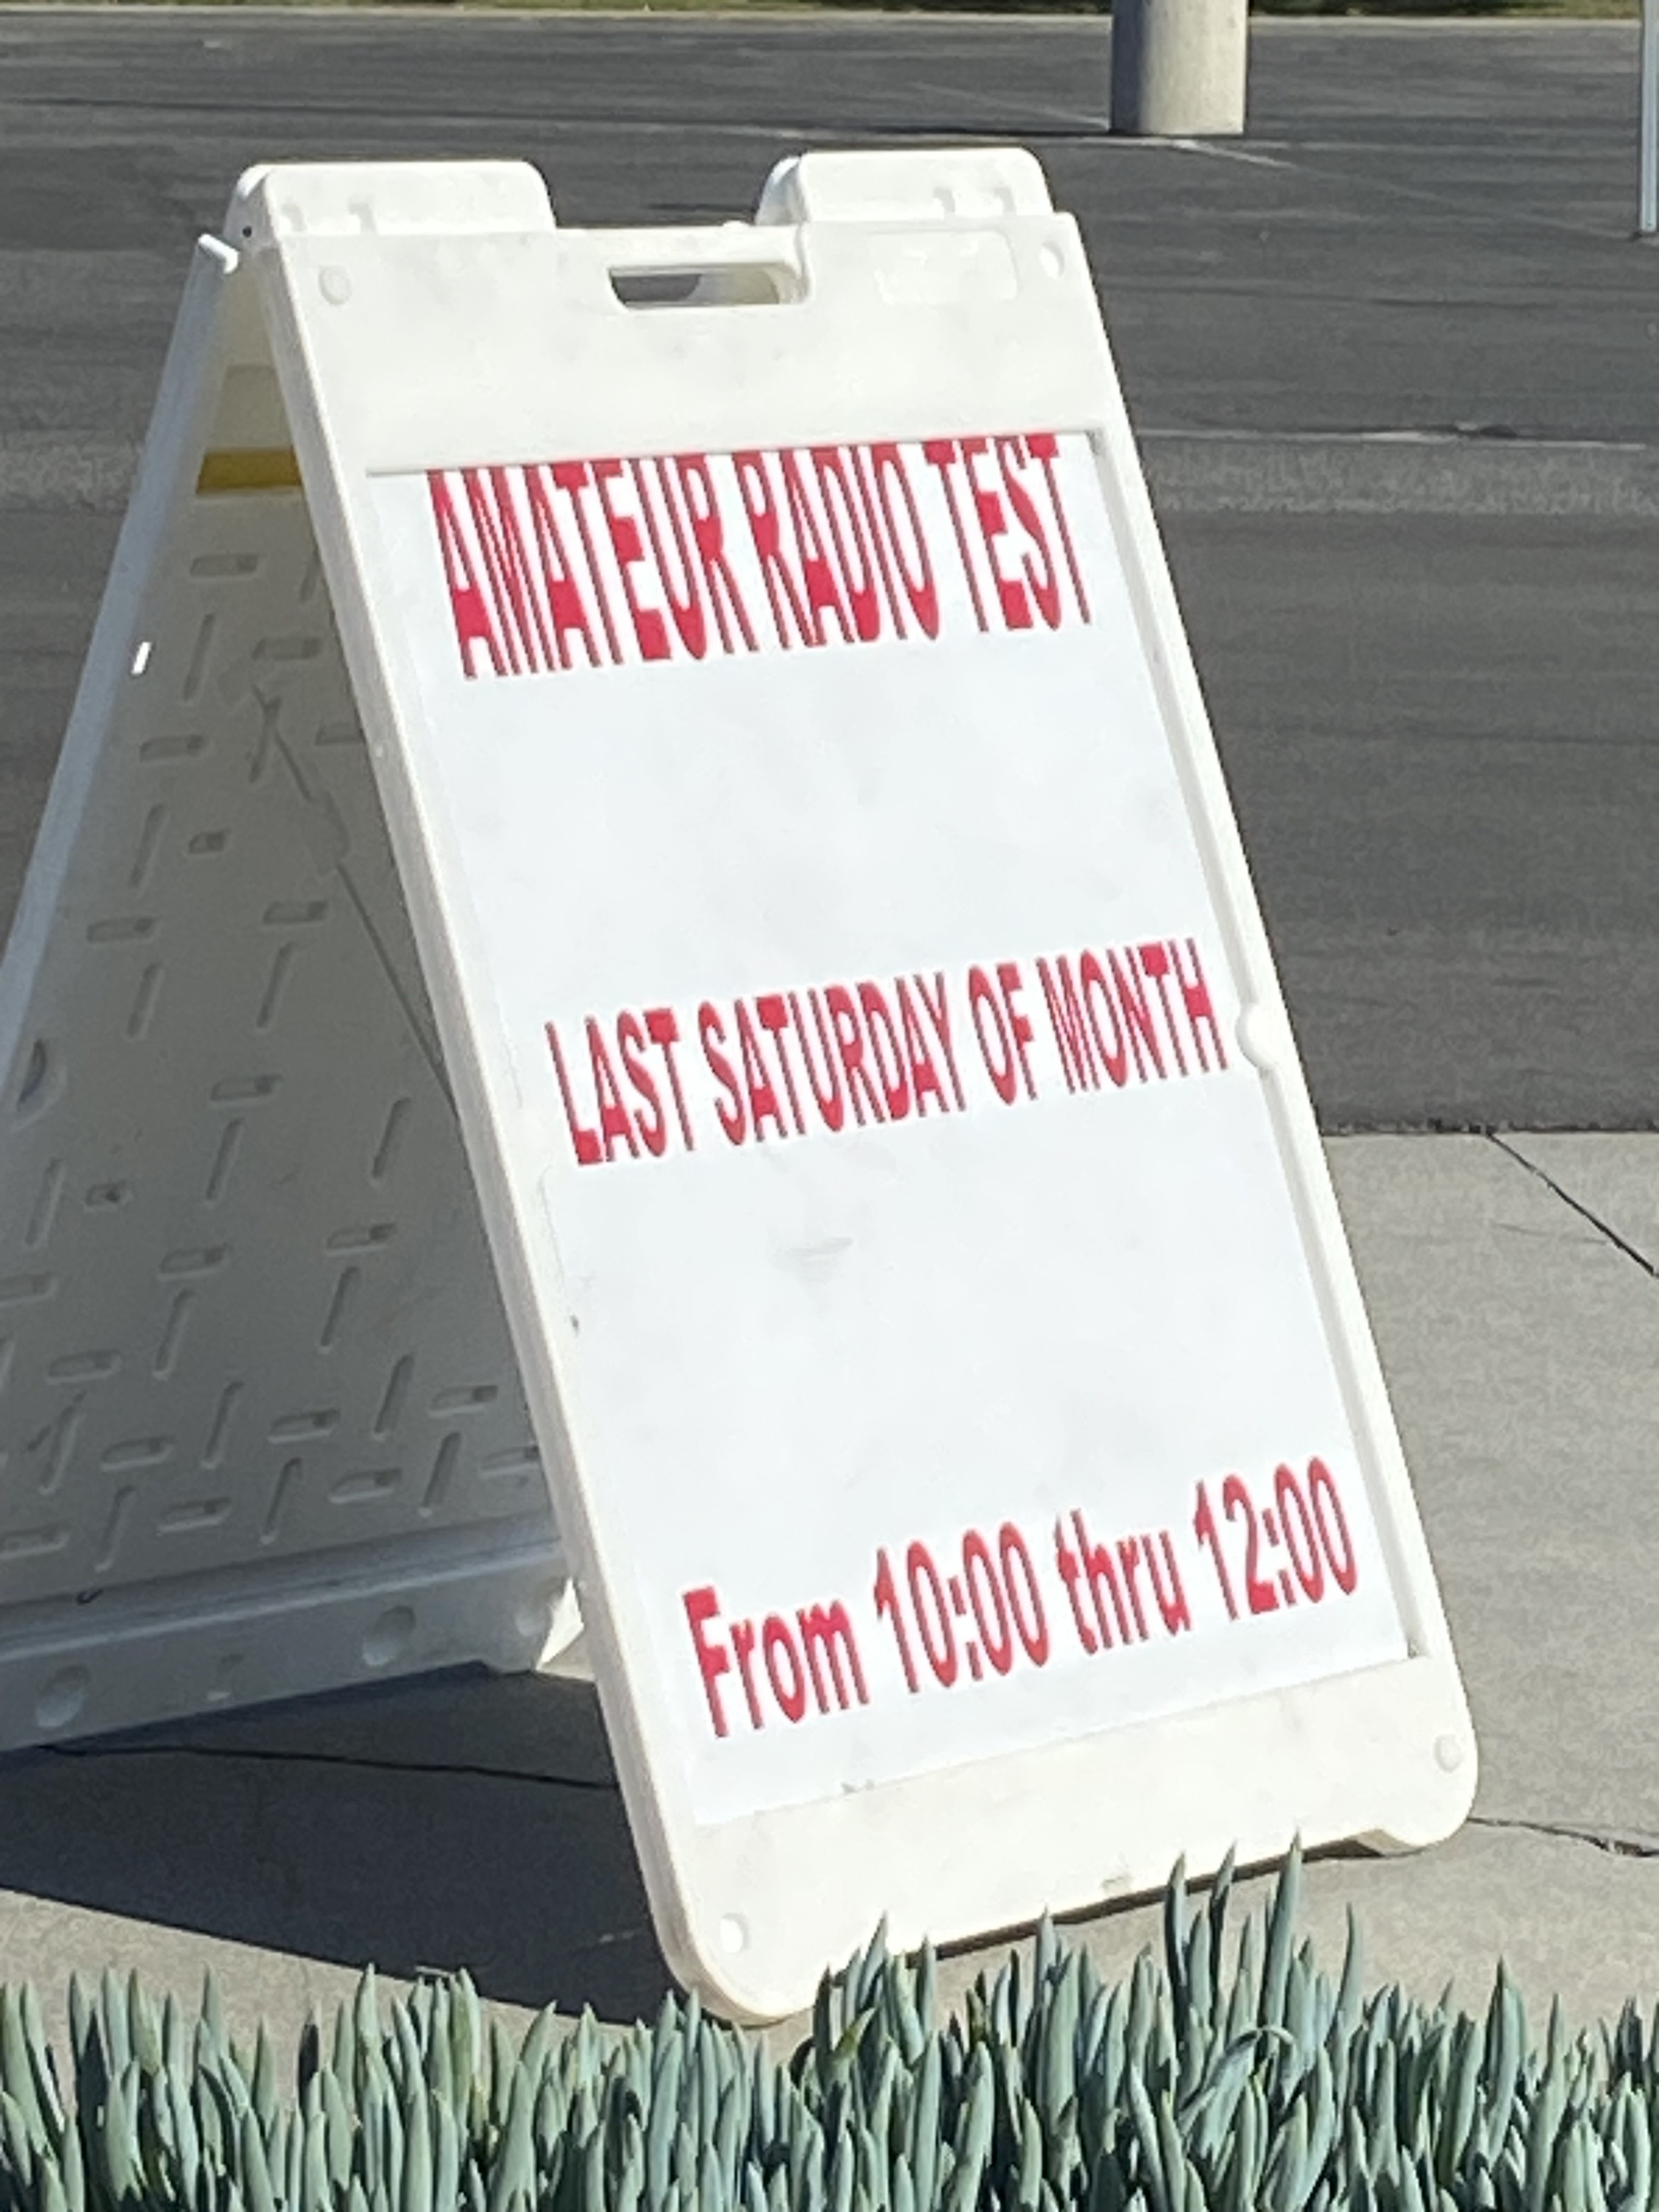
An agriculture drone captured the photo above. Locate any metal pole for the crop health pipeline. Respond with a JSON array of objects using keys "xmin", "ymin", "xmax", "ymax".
[
  {"xmin": 1110, "ymin": 0, "xmax": 1248, "ymax": 138},
  {"xmin": 1640, "ymin": 0, "xmax": 1658, "ymax": 237}
]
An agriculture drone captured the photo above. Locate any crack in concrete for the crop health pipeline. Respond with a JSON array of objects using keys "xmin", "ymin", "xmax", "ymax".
[
  {"xmin": 1487, "ymin": 1133, "xmax": 1659, "ymax": 1285},
  {"xmin": 1471, "ymin": 1813, "xmax": 1659, "ymax": 1860},
  {"xmin": 46, "ymin": 1740, "xmax": 618, "ymax": 1796}
]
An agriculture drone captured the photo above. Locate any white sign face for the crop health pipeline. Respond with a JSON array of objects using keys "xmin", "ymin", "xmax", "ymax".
[{"xmin": 371, "ymin": 425, "xmax": 1408, "ymax": 1826}]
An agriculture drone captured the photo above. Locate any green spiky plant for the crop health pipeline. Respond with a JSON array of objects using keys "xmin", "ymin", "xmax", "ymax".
[{"xmin": 0, "ymin": 1844, "xmax": 1648, "ymax": 2212}]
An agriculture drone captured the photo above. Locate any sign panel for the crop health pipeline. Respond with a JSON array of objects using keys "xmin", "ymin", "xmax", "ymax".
[
  {"xmin": 255, "ymin": 148, "xmax": 1475, "ymax": 2014},
  {"xmin": 370, "ymin": 428, "xmax": 1408, "ymax": 1831}
]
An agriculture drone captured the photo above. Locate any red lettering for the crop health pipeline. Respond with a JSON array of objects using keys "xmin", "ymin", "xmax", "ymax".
[
  {"xmin": 428, "ymin": 473, "xmax": 506, "ymax": 678},
  {"xmin": 675, "ymin": 456, "xmax": 756, "ymax": 655},
  {"xmin": 633, "ymin": 458, "xmax": 706, "ymax": 660},
  {"xmin": 587, "ymin": 1018, "xmax": 639, "ymax": 1162},
  {"xmin": 698, "ymin": 1002, "xmax": 747, "ymax": 1145},
  {"xmin": 849, "ymin": 444, "xmax": 908, "ymax": 639},
  {"xmin": 545, "ymin": 1019, "xmax": 601, "ymax": 1167},
  {"xmin": 735, "ymin": 999, "xmax": 788, "ymax": 1140},
  {"xmin": 912, "ymin": 971, "xmax": 965, "ymax": 1109},
  {"xmin": 798, "ymin": 1601, "xmax": 869, "ymax": 1712},
  {"xmin": 432, "ymin": 434, "xmax": 1086, "ymax": 670},
  {"xmin": 617, "ymin": 1010, "xmax": 667, "ymax": 1158},
  {"xmin": 824, "ymin": 985, "xmax": 886, "ymax": 1126},
  {"xmin": 524, "ymin": 466, "xmax": 604, "ymax": 669},
  {"xmin": 1054, "ymin": 1519, "xmax": 1098, "ymax": 1655},
  {"xmin": 812, "ymin": 448, "xmax": 881, "ymax": 642},
  {"xmin": 793, "ymin": 991, "xmax": 847, "ymax": 1133},
  {"xmin": 756, "ymin": 994, "xmax": 807, "ymax": 1134},
  {"xmin": 780, "ymin": 451, "xmax": 848, "ymax": 645},
  {"xmin": 1171, "ymin": 938, "xmax": 1229, "ymax": 1072},
  {"xmin": 857, "ymin": 981, "xmax": 911, "ymax": 1121},
  {"xmin": 1116, "ymin": 1535, "xmax": 1150, "ymax": 1641},
  {"xmin": 969, "ymin": 965, "xmax": 1017, "ymax": 1104},
  {"xmin": 592, "ymin": 458, "xmax": 671, "ymax": 663},
  {"xmin": 1137, "ymin": 941, "xmax": 1189, "ymax": 1076},
  {"xmin": 922, "ymin": 437, "xmax": 988, "ymax": 632},
  {"xmin": 1109, "ymin": 948, "xmax": 1165, "ymax": 1080},
  {"xmin": 998, "ymin": 436, "xmax": 1061, "ymax": 629},
  {"xmin": 1071, "ymin": 1510, "xmax": 1131, "ymax": 1648},
  {"xmin": 871, "ymin": 444, "xmax": 940, "ymax": 637},
  {"xmin": 1027, "ymin": 432, "xmax": 1090, "ymax": 623},
  {"xmin": 731, "ymin": 1618, "xmax": 764, "ymax": 1729},
  {"xmin": 894, "ymin": 977, "xmax": 948, "ymax": 1116},
  {"xmin": 1080, "ymin": 950, "xmax": 1130, "ymax": 1087},
  {"xmin": 762, "ymin": 1615, "xmax": 808, "ymax": 1724},
  {"xmin": 645, "ymin": 1007, "xmax": 696, "ymax": 1152},
  {"xmin": 734, "ymin": 450, "xmax": 814, "ymax": 649},
  {"xmin": 684, "ymin": 1587, "xmax": 730, "ymax": 1736},
  {"xmin": 464, "ymin": 468, "xmax": 554, "ymax": 675},
  {"xmin": 1145, "ymin": 1531, "xmax": 1192, "ymax": 1635},
  {"xmin": 550, "ymin": 461, "xmax": 623, "ymax": 663},
  {"xmin": 1037, "ymin": 955, "xmax": 1098, "ymax": 1093},
  {"xmin": 996, "ymin": 961, "xmax": 1037, "ymax": 1099},
  {"xmin": 962, "ymin": 437, "xmax": 1030, "ymax": 631}
]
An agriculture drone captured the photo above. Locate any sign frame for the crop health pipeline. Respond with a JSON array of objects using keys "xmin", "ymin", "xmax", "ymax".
[{"xmin": 243, "ymin": 148, "xmax": 1473, "ymax": 2016}]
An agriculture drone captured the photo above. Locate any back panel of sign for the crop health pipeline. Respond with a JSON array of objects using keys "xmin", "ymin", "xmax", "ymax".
[{"xmin": 239, "ymin": 148, "xmax": 1475, "ymax": 2018}]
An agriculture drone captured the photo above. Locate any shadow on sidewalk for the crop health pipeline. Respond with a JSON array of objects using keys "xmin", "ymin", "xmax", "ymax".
[{"xmin": 0, "ymin": 1666, "xmax": 676, "ymax": 2021}]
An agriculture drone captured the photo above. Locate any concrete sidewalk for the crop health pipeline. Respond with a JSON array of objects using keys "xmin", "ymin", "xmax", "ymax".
[{"xmin": 2, "ymin": 1129, "xmax": 1655, "ymax": 2045}]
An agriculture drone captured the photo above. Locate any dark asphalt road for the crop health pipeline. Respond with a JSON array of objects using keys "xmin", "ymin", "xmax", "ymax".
[{"xmin": 2, "ymin": 11, "xmax": 1656, "ymax": 1127}]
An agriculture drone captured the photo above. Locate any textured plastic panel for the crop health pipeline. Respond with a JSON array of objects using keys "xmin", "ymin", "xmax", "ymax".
[{"xmin": 0, "ymin": 243, "xmax": 569, "ymax": 1750}]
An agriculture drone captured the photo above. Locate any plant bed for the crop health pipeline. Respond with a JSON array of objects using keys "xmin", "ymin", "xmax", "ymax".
[{"xmin": 0, "ymin": 1845, "xmax": 1647, "ymax": 2212}]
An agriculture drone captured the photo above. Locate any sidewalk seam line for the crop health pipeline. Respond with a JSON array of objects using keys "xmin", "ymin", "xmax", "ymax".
[
  {"xmin": 1486, "ymin": 1132, "xmax": 1659, "ymax": 1283},
  {"xmin": 1470, "ymin": 1812, "xmax": 1659, "ymax": 1861},
  {"xmin": 45, "ymin": 1741, "xmax": 618, "ymax": 1793}
]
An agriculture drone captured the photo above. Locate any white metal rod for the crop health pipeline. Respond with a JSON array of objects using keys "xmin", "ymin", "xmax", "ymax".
[{"xmin": 1640, "ymin": 0, "xmax": 1658, "ymax": 236}]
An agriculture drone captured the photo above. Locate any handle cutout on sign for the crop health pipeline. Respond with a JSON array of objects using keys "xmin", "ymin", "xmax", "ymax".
[
  {"xmin": 13, "ymin": 1040, "xmax": 53, "ymax": 1123},
  {"xmin": 609, "ymin": 262, "xmax": 800, "ymax": 310}
]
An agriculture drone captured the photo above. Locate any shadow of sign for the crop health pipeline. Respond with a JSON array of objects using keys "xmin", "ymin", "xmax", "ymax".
[{"xmin": 0, "ymin": 1667, "xmax": 676, "ymax": 2022}]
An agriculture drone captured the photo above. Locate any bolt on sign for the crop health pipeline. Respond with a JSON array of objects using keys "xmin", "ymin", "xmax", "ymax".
[{"xmin": 0, "ymin": 150, "xmax": 1474, "ymax": 2017}]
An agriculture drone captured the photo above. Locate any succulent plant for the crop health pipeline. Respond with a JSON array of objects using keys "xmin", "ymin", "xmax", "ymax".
[{"xmin": 0, "ymin": 1845, "xmax": 1648, "ymax": 2212}]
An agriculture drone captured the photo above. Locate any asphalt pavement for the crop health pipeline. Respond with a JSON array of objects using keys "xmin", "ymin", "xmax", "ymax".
[
  {"xmin": 2, "ymin": 9, "xmax": 1658, "ymax": 2047},
  {"xmin": 3, "ymin": 11, "xmax": 1659, "ymax": 1126}
]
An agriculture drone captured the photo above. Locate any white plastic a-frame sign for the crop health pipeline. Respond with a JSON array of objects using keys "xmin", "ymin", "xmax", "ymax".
[{"xmin": 0, "ymin": 151, "xmax": 1474, "ymax": 2018}]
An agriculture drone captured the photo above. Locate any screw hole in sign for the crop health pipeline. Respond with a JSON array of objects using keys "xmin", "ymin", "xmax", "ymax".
[{"xmin": 609, "ymin": 263, "xmax": 800, "ymax": 311}]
